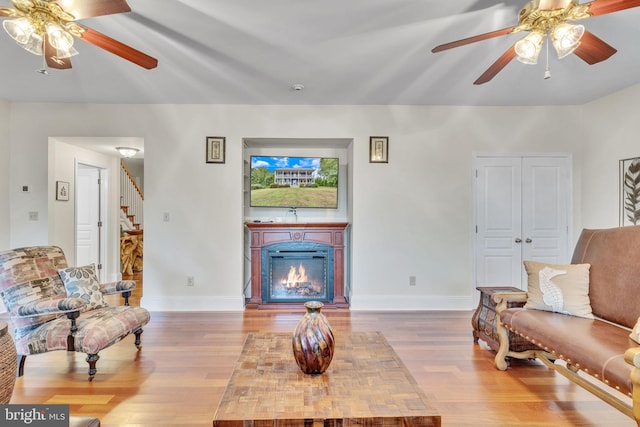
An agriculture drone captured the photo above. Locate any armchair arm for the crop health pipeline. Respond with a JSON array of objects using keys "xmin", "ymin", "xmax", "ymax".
[
  {"xmin": 492, "ymin": 291, "xmax": 528, "ymax": 371},
  {"xmin": 99, "ymin": 280, "xmax": 137, "ymax": 295},
  {"xmin": 11, "ymin": 297, "xmax": 86, "ymax": 318}
]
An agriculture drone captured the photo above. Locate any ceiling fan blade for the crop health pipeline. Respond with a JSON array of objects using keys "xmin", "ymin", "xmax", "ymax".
[
  {"xmin": 432, "ymin": 27, "xmax": 516, "ymax": 53},
  {"xmin": 44, "ymin": 32, "xmax": 72, "ymax": 69},
  {"xmin": 573, "ymin": 30, "xmax": 617, "ymax": 64},
  {"xmin": 584, "ymin": 0, "xmax": 640, "ymax": 17},
  {"xmin": 78, "ymin": 26, "xmax": 158, "ymax": 69},
  {"xmin": 53, "ymin": 0, "xmax": 131, "ymax": 19},
  {"xmin": 473, "ymin": 45, "xmax": 517, "ymax": 85}
]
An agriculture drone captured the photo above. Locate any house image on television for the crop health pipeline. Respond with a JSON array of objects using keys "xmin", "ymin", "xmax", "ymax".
[{"xmin": 274, "ymin": 168, "xmax": 315, "ymax": 187}]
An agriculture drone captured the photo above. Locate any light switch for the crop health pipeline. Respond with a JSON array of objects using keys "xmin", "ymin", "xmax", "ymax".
[{"xmin": 163, "ymin": 212, "xmax": 170, "ymax": 222}]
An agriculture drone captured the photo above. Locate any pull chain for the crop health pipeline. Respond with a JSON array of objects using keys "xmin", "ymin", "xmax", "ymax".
[{"xmin": 544, "ymin": 34, "xmax": 551, "ymax": 80}]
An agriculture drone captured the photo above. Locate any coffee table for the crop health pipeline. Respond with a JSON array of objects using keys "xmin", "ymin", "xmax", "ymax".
[{"xmin": 212, "ymin": 331, "xmax": 441, "ymax": 426}]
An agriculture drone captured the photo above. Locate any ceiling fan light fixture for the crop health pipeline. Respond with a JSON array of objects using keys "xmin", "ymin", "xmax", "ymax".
[
  {"xmin": 56, "ymin": 45, "xmax": 78, "ymax": 59},
  {"xmin": 18, "ymin": 32, "xmax": 43, "ymax": 56},
  {"xmin": 3, "ymin": 17, "xmax": 34, "ymax": 44},
  {"xmin": 116, "ymin": 147, "xmax": 139, "ymax": 158},
  {"xmin": 46, "ymin": 23, "xmax": 74, "ymax": 50},
  {"xmin": 551, "ymin": 23, "xmax": 585, "ymax": 59},
  {"xmin": 515, "ymin": 31, "xmax": 544, "ymax": 65}
]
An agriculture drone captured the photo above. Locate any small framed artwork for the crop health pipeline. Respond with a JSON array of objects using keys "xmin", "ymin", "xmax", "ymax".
[
  {"xmin": 620, "ymin": 156, "xmax": 640, "ymax": 226},
  {"xmin": 206, "ymin": 136, "xmax": 226, "ymax": 164},
  {"xmin": 369, "ymin": 136, "xmax": 389, "ymax": 163},
  {"xmin": 56, "ymin": 181, "xmax": 69, "ymax": 201}
]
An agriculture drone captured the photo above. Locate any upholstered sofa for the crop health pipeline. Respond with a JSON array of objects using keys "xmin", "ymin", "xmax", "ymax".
[{"xmin": 493, "ymin": 225, "xmax": 640, "ymax": 425}]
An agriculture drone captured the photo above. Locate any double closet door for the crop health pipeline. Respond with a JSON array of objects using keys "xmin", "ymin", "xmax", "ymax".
[{"xmin": 474, "ymin": 155, "xmax": 571, "ymax": 290}]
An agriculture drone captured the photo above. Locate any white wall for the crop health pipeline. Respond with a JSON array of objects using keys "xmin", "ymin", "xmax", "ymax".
[
  {"xmin": 5, "ymin": 102, "xmax": 597, "ymax": 311},
  {"xmin": 581, "ymin": 84, "xmax": 640, "ymax": 229},
  {"xmin": 0, "ymin": 100, "xmax": 9, "ymax": 251}
]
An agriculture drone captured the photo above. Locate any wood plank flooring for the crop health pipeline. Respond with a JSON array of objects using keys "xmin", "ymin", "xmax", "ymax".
[{"xmin": 4, "ymin": 280, "xmax": 636, "ymax": 426}]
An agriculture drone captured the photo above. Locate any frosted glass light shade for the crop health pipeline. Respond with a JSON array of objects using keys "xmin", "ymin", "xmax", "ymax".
[
  {"xmin": 18, "ymin": 32, "xmax": 43, "ymax": 55},
  {"xmin": 46, "ymin": 23, "xmax": 73, "ymax": 50},
  {"xmin": 551, "ymin": 23, "xmax": 585, "ymax": 59},
  {"xmin": 3, "ymin": 18, "xmax": 34, "ymax": 44},
  {"xmin": 116, "ymin": 147, "xmax": 139, "ymax": 158},
  {"xmin": 515, "ymin": 31, "xmax": 544, "ymax": 65}
]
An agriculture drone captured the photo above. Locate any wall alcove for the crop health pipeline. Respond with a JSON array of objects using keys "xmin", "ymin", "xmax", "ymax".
[{"xmin": 242, "ymin": 138, "xmax": 353, "ymax": 308}]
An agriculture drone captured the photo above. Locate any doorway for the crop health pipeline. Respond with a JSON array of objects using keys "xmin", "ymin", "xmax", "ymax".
[
  {"xmin": 76, "ymin": 163, "xmax": 107, "ymax": 281},
  {"xmin": 473, "ymin": 154, "xmax": 572, "ymax": 292}
]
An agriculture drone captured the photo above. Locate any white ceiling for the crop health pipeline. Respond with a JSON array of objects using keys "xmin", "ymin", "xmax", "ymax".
[{"xmin": 1, "ymin": 0, "xmax": 639, "ymax": 106}]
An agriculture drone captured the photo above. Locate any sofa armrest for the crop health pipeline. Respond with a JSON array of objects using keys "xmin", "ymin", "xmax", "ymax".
[
  {"xmin": 99, "ymin": 280, "xmax": 137, "ymax": 295},
  {"xmin": 11, "ymin": 297, "xmax": 86, "ymax": 318},
  {"xmin": 625, "ymin": 347, "xmax": 640, "ymax": 424},
  {"xmin": 492, "ymin": 291, "xmax": 528, "ymax": 314}
]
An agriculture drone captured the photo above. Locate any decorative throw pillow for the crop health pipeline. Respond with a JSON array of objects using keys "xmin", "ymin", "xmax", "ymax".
[
  {"xmin": 523, "ymin": 260, "xmax": 593, "ymax": 318},
  {"xmin": 58, "ymin": 264, "xmax": 108, "ymax": 312}
]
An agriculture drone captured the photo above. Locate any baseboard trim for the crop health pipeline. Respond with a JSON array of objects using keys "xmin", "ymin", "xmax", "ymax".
[
  {"xmin": 142, "ymin": 295, "xmax": 245, "ymax": 311},
  {"xmin": 349, "ymin": 295, "xmax": 474, "ymax": 311}
]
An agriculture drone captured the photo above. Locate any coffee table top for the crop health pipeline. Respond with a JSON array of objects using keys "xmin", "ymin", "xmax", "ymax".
[{"xmin": 213, "ymin": 331, "xmax": 441, "ymax": 426}]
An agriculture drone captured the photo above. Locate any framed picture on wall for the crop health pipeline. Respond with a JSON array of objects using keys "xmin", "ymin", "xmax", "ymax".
[
  {"xmin": 56, "ymin": 181, "xmax": 69, "ymax": 201},
  {"xmin": 369, "ymin": 136, "xmax": 388, "ymax": 163},
  {"xmin": 206, "ymin": 136, "xmax": 226, "ymax": 164},
  {"xmin": 620, "ymin": 156, "xmax": 640, "ymax": 226}
]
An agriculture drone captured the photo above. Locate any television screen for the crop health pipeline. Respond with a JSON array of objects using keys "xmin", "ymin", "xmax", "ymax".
[{"xmin": 250, "ymin": 156, "xmax": 339, "ymax": 208}]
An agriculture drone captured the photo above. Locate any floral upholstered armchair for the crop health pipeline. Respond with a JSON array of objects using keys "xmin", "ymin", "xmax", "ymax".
[{"xmin": 0, "ymin": 246, "xmax": 150, "ymax": 380}]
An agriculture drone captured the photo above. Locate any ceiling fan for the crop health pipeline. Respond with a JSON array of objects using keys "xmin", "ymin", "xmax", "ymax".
[
  {"xmin": 0, "ymin": 0, "xmax": 157, "ymax": 71},
  {"xmin": 432, "ymin": 0, "xmax": 640, "ymax": 85}
]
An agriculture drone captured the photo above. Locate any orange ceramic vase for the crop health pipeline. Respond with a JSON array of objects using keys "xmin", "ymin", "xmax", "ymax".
[{"xmin": 292, "ymin": 301, "xmax": 335, "ymax": 375}]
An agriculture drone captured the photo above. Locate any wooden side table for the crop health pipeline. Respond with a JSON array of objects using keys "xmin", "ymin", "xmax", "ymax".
[{"xmin": 471, "ymin": 286, "xmax": 540, "ymax": 352}]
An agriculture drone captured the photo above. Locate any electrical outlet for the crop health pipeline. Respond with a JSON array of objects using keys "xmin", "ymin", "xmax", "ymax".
[
  {"xmin": 187, "ymin": 276, "xmax": 195, "ymax": 286},
  {"xmin": 163, "ymin": 212, "xmax": 170, "ymax": 222},
  {"xmin": 409, "ymin": 275, "xmax": 416, "ymax": 287},
  {"xmin": 28, "ymin": 211, "xmax": 39, "ymax": 221}
]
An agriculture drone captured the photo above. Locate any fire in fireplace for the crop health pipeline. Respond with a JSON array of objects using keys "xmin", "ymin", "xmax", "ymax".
[{"xmin": 263, "ymin": 245, "xmax": 334, "ymax": 303}]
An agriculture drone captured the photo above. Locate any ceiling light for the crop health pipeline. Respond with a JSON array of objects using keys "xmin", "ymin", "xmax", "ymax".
[
  {"xmin": 3, "ymin": 17, "xmax": 34, "ymax": 44},
  {"xmin": 551, "ymin": 23, "xmax": 585, "ymax": 59},
  {"xmin": 116, "ymin": 147, "xmax": 139, "ymax": 158},
  {"xmin": 3, "ymin": 13, "xmax": 75, "ymax": 59},
  {"xmin": 515, "ymin": 31, "xmax": 544, "ymax": 65}
]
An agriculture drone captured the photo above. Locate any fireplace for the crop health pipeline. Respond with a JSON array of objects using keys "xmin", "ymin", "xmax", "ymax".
[
  {"xmin": 263, "ymin": 245, "xmax": 334, "ymax": 303},
  {"xmin": 245, "ymin": 222, "xmax": 349, "ymax": 309}
]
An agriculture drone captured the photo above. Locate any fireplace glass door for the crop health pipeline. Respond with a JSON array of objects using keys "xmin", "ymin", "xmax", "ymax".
[{"xmin": 268, "ymin": 250, "xmax": 329, "ymax": 302}]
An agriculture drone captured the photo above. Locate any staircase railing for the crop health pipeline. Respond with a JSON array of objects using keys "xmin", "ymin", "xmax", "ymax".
[{"xmin": 120, "ymin": 161, "xmax": 143, "ymax": 230}]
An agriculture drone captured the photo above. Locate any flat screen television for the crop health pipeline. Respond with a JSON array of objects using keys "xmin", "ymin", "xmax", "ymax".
[{"xmin": 250, "ymin": 156, "xmax": 339, "ymax": 209}]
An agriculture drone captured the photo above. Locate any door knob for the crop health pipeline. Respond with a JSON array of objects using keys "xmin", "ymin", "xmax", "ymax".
[
  {"xmin": 515, "ymin": 238, "xmax": 522, "ymax": 243},
  {"xmin": 525, "ymin": 238, "xmax": 532, "ymax": 243}
]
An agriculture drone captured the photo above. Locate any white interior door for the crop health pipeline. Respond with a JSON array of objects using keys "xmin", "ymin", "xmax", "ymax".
[
  {"xmin": 474, "ymin": 155, "xmax": 571, "ymax": 290},
  {"xmin": 76, "ymin": 164, "xmax": 103, "ymax": 279}
]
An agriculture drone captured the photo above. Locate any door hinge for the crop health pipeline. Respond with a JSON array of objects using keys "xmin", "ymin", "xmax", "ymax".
[
  {"xmin": 97, "ymin": 264, "xmax": 102, "ymax": 270},
  {"xmin": 98, "ymin": 221, "xmax": 103, "ymax": 227},
  {"xmin": 475, "ymin": 169, "xmax": 478, "ymax": 178},
  {"xmin": 97, "ymin": 178, "xmax": 102, "ymax": 185}
]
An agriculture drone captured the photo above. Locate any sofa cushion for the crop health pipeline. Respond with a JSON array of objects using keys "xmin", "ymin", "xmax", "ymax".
[
  {"xmin": 501, "ymin": 308, "xmax": 634, "ymax": 396},
  {"xmin": 571, "ymin": 226, "xmax": 640, "ymax": 329},
  {"xmin": 524, "ymin": 260, "xmax": 593, "ymax": 318},
  {"xmin": 58, "ymin": 264, "xmax": 108, "ymax": 312}
]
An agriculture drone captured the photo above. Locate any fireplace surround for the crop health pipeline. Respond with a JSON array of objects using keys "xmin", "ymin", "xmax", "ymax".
[{"xmin": 245, "ymin": 222, "xmax": 349, "ymax": 309}]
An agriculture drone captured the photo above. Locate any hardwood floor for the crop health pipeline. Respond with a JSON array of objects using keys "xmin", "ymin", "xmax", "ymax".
[{"xmin": 5, "ymin": 280, "xmax": 636, "ymax": 426}]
